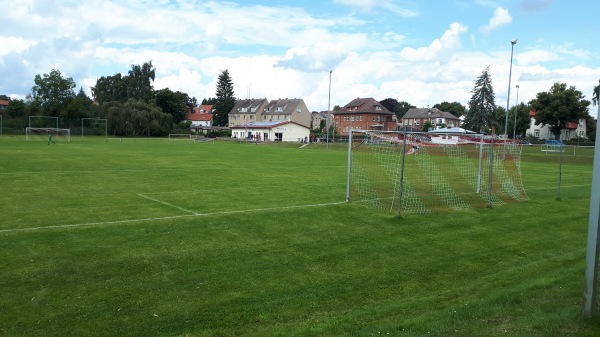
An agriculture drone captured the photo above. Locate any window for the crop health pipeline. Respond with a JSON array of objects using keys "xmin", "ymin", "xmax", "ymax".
[
  {"xmin": 415, "ymin": 120, "xmax": 420, "ymax": 125},
  {"xmin": 276, "ymin": 107, "xmax": 283, "ymax": 112},
  {"xmin": 375, "ymin": 105, "xmax": 382, "ymax": 110},
  {"xmin": 250, "ymin": 115, "xmax": 254, "ymax": 119},
  {"xmin": 534, "ymin": 129, "xmax": 540, "ymax": 137},
  {"xmin": 251, "ymin": 107, "xmax": 257, "ymax": 112},
  {"xmin": 350, "ymin": 116, "xmax": 354, "ymax": 122},
  {"xmin": 359, "ymin": 116, "xmax": 363, "ymax": 121},
  {"xmin": 296, "ymin": 108, "xmax": 301, "ymax": 112},
  {"xmin": 437, "ymin": 118, "xmax": 443, "ymax": 124},
  {"xmin": 241, "ymin": 108, "xmax": 247, "ymax": 112}
]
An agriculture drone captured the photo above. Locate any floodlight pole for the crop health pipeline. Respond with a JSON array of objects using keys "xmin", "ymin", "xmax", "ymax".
[
  {"xmin": 513, "ymin": 85, "xmax": 520, "ymax": 139},
  {"xmin": 583, "ymin": 79, "xmax": 600, "ymax": 317},
  {"xmin": 503, "ymin": 39, "xmax": 517, "ymax": 160},
  {"xmin": 326, "ymin": 69, "xmax": 332, "ymax": 150}
]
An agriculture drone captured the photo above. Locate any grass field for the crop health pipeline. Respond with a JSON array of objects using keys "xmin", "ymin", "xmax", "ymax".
[{"xmin": 1, "ymin": 136, "xmax": 600, "ymax": 336}]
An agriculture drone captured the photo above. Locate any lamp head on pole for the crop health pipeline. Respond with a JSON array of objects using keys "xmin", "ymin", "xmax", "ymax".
[{"xmin": 511, "ymin": 39, "xmax": 518, "ymax": 45}]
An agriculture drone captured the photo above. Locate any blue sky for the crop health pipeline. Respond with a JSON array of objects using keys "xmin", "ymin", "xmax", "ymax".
[{"xmin": 1, "ymin": 0, "xmax": 599, "ymax": 116}]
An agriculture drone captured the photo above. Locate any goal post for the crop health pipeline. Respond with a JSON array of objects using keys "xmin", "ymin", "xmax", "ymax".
[
  {"xmin": 168, "ymin": 134, "xmax": 194, "ymax": 142},
  {"xmin": 81, "ymin": 118, "xmax": 108, "ymax": 141},
  {"xmin": 26, "ymin": 127, "xmax": 71, "ymax": 142},
  {"xmin": 346, "ymin": 130, "xmax": 528, "ymax": 216}
]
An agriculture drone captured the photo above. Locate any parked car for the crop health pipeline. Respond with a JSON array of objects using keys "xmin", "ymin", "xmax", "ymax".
[{"xmin": 544, "ymin": 140, "xmax": 564, "ymax": 146}]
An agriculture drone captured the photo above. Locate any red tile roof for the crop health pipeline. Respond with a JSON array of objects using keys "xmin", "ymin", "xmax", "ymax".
[
  {"xmin": 186, "ymin": 105, "xmax": 213, "ymax": 121},
  {"xmin": 0, "ymin": 99, "xmax": 9, "ymax": 106}
]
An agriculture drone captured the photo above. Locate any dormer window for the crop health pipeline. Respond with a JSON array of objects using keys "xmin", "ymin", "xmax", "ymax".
[
  {"xmin": 375, "ymin": 105, "xmax": 382, "ymax": 110},
  {"xmin": 276, "ymin": 107, "xmax": 283, "ymax": 112},
  {"xmin": 251, "ymin": 107, "xmax": 257, "ymax": 112},
  {"xmin": 241, "ymin": 108, "xmax": 247, "ymax": 112}
]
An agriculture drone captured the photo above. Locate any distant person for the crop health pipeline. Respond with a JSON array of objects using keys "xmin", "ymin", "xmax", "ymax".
[{"xmin": 48, "ymin": 132, "xmax": 55, "ymax": 145}]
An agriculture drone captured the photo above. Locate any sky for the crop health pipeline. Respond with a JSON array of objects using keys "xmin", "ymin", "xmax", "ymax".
[{"xmin": 1, "ymin": 0, "xmax": 599, "ymax": 116}]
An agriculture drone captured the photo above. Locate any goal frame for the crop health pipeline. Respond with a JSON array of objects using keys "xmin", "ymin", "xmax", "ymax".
[
  {"xmin": 26, "ymin": 127, "xmax": 71, "ymax": 142},
  {"xmin": 168, "ymin": 134, "xmax": 194, "ymax": 142},
  {"xmin": 81, "ymin": 118, "xmax": 108, "ymax": 141},
  {"xmin": 346, "ymin": 129, "xmax": 523, "ymax": 216}
]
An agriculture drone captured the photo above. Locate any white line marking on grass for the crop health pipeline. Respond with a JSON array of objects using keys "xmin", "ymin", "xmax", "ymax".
[
  {"xmin": 137, "ymin": 193, "xmax": 199, "ymax": 215},
  {"xmin": 0, "ymin": 201, "xmax": 346, "ymax": 233}
]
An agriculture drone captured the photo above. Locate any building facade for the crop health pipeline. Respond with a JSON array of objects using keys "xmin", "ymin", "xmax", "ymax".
[
  {"xmin": 400, "ymin": 108, "xmax": 461, "ymax": 131},
  {"xmin": 228, "ymin": 99, "xmax": 269, "ymax": 127},
  {"xmin": 332, "ymin": 97, "xmax": 397, "ymax": 136},
  {"xmin": 526, "ymin": 110, "xmax": 587, "ymax": 141}
]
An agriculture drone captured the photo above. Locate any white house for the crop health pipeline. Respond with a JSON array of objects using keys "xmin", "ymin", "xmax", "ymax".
[
  {"xmin": 230, "ymin": 120, "xmax": 310, "ymax": 142},
  {"xmin": 526, "ymin": 110, "xmax": 587, "ymax": 141}
]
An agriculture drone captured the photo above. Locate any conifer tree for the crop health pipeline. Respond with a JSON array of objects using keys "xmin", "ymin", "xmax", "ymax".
[
  {"xmin": 213, "ymin": 70, "xmax": 235, "ymax": 126},
  {"xmin": 463, "ymin": 66, "xmax": 497, "ymax": 132}
]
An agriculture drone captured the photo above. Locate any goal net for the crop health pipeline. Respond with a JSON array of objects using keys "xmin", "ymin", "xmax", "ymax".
[
  {"xmin": 26, "ymin": 127, "xmax": 71, "ymax": 142},
  {"xmin": 168, "ymin": 134, "xmax": 194, "ymax": 142},
  {"xmin": 346, "ymin": 130, "xmax": 528, "ymax": 215}
]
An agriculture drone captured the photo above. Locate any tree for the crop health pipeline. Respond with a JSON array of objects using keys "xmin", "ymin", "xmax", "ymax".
[
  {"xmin": 379, "ymin": 98, "xmax": 399, "ymax": 115},
  {"xmin": 213, "ymin": 70, "xmax": 235, "ymax": 126},
  {"xmin": 92, "ymin": 73, "xmax": 128, "ymax": 104},
  {"xmin": 593, "ymin": 83, "xmax": 599, "ymax": 107},
  {"xmin": 433, "ymin": 101, "xmax": 466, "ymax": 118},
  {"xmin": 127, "ymin": 61, "xmax": 156, "ymax": 102},
  {"xmin": 28, "ymin": 69, "xmax": 76, "ymax": 117},
  {"xmin": 155, "ymin": 88, "xmax": 186, "ymax": 122},
  {"xmin": 178, "ymin": 91, "xmax": 198, "ymax": 115},
  {"xmin": 395, "ymin": 101, "xmax": 415, "ymax": 119},
  {"xmin": 528, "ymin": 82, "xmax": 590, "ymax": 140},
  {"xmin": 463, "ymin": 66, "xmax": 497, "ymax": 133}
]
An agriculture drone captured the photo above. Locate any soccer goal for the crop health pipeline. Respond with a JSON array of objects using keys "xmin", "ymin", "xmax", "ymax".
[
  {"xmin": 346, "ymin": 130, "xmax": 528, "ymax": 216},
  {"xmin": 168, "ymin": 134, "xmax": 194, "ymax": 142},
  {"xmin": 81, "ymin": 118, "xmax": 108, "ymax": 141},
  {"xmin": 26, "ymin": 127, "xmax": 71, "ymax": 142}
]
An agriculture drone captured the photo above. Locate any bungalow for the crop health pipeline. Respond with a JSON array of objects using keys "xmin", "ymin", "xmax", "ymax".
[
  {"xmin": 401, "ymin": 108, "xmax": 460, "ymax": 131},
  {"xmin": 230, "ymin": 120, "xmax": 310, "ymax": 142},
  {"xmin": 332, "ymin": 97, "xmax": 397, "ymax": 136},
  {"xmin": 526, "ymin": 110, "xmax": 586, "ymax": 141}
]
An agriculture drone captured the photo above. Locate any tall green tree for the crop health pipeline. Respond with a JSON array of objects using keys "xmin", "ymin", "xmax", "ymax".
[
  {"xmin": 433, "ymin": 101, "xmax": 466, "ymax": 118},
  {"xmin": 528, "ymin": 82, "xmax": 590, "ymax": 140},
  {"xmin": 593, "ymin": 83, "xmax": 599, "ymax": 107},
  {"xmin": 379, "ymin": 98, "xmax": 399, "ymax": 115},
  {"xmin": 213, "ymin": 69, "xmax": 235, "ymax": 126},
  {"xmin": 92, "ymin": 73, "xmax": 128, "ymax": 104},
  {"xmin": 155, "ymin": 88, "xmax": 186, "ymax": 122},
  {"xmin": 28, "ymin": 69, "xmax": 76, "ymax": 117},
  {"xmin": 507, "ymin": 102, "xmax": 531, "ymax": 139},
  {"xmin": 395, "ymin": 101, "xmax": 415, "ymax": 119},
  {"xmin": 463, "ymin": 66, "xmax": 497, "ymax": 133},
  {"xmin": 127, "ymin": 61, "xmax": 156, "ymax": 102}
]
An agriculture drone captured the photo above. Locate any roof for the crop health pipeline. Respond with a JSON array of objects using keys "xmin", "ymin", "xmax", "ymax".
[
  {"xmin": 194, "ymin": 104, "xmax": 213, "ymax": 114},
  {"xmin": 403, "ymin": 107, "xmax": 459, "ymax": 120},
  {"xmin": 334, "ymin": 97, "xmax": 393, "ymax": 115},
  {"xmin": 229, "ymin": 98, "xmax": 268, "ymax": 115},
  {"xmin": 262, "ymin": 98, "xmax": 305, "ymax": 115},
  {"xmin": 186, "ymin": 104, "xmax": 213, "ymax": 121},
  {"xmin": 229, "ymin": 120, "xmax": 309, "ymax": 129},
  {"xmin": 0, "ymin": 99, "xmax": 8, "ymax": 106},
  {"xmin": 428, "ymin": 127, "xmax": 476, "ymax": 134}
]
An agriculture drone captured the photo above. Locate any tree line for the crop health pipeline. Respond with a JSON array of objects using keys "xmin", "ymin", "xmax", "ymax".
[{"xmin": 375, "ymin": 66, "xmax": 597, "ymax": 141}]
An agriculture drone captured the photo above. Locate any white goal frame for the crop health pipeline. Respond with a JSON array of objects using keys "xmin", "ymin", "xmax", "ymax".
[
  {"xmin": 168, "ymin": 134, "xmax": 194, "ymax": 142},
  {"xmin": 26, "ymin": 127, "xmax": 71, "ymax": 142},
  {"xmin": 81, "ymin": 118, "xmax": 108, "ymax": 141},
  {"xmin": 346, "ymin": 129, "xmax": 527, "ymax": 216}
]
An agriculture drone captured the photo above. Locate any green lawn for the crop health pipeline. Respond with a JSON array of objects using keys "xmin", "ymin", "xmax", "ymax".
[{"xmin": 1, "ymin": 136, "xmax": 599, "ymax": 336}]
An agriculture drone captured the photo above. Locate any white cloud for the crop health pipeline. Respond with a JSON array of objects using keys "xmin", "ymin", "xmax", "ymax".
[
  {"xmin": 400, "ymin": 22, "xmax": 467, "ymax": 62},
  {"xmin": 480, "ymin": 7, "xmax": 512, "ymax": 34},
  {"xmin": 333, "ymin": 0, "xmax": 418, "ymax": 16},
  {"xmin": 276, "ymin": 42, "xmax": 349, "ymax": 72}
]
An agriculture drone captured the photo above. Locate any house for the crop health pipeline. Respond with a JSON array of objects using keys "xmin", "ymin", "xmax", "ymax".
[
  {"xmin": 260, "ymin": 98, "xmax": 311, "ymax": 128},
  {"xmin": 0, "ymin": 99, "xmax": 8, "ymax": 111},
  {"xmin": 185, "ymin": 104, "xmax": 213, "ymax": 126},
  {"xmin": 401, "ymin": 108, "xmax": 460, "ymax": 131},
  {"xmin": 230, "ymin": 120, "xmax": 310, "ymax": 142},
  {"xmin": 526, "ymin": 110, "xmax": 586, "ymax": 141},
  {"xmin": 311, "ymin": 111, "xmax": 333, "ymax": 131},
  {"xmin": 332, "ymin": 97, "xmax": 397, "ymax": 136},
  {"xmin": 228, "ymin": 98, "xmax": 269, "ymax": 127}
]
